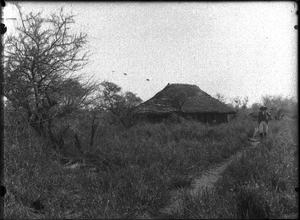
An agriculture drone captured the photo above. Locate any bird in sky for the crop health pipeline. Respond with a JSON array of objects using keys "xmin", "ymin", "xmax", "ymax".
[
  {"xmin": 124, "ymin": 73, "xmax": 127, "ymax": 75},
  {"xmin": 146, "ymin": 79, "xmax": 149, "ymax": 81}
]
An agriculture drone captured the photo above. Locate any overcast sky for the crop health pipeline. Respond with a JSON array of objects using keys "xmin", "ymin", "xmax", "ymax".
[{"xmin": 3, "ymin": 2, "xmax": 298, "ymax": 105}]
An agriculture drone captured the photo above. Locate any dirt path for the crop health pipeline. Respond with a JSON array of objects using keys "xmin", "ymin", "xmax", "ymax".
[{"xmin": 139, "ymin": 140, "xmax": 260, "ymax": 219}]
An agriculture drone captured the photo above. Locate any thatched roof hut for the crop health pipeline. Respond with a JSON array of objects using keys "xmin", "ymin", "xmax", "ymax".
[{"xmin": 133, "ymin": 83, "xmax": 236, "ymax": 124}]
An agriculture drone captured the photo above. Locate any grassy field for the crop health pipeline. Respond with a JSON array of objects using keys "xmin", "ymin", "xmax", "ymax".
[
  {"xmin": 179, "ymin": 117, "xmax": 298, "ymax": 219},
  {"xmin": 4, "ymin": 116, "xmax": 296, "ymax": 219}
]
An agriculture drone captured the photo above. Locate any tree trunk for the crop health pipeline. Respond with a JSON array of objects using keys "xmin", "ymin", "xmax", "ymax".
[
  {"xmin": 47, "ymin": 118, "xmax": 57, "ymax": 149},
  {"xmin": 74, "ymin": 133, "xmax": 83, "ymax": 154},
  {"xmin": 89, "ymin": 114, "xmax": 98, "ymax": 147}
]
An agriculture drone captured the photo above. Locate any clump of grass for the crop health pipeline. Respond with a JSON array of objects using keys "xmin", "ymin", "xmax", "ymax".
[
  {"xmin": 235, "ymin": 182, "xmax": 270, "ymax": 219},
  {"xmin": 180, "ymin": 188, "xmax": 238, "ymax": 219}
]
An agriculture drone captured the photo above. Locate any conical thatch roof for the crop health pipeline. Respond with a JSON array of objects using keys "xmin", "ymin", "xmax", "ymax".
[{"xmin": 133, "ymin": 83, "xmax": 236, "ymax": 114}]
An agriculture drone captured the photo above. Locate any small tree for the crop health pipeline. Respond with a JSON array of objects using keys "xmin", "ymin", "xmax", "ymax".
[
  {"xmin": 248, "ymin": 102, "xmax": 260, "ymax": 121},
  {"xmin": 98, "ymin": 81, "xmax": 142, "ymax": 128},
  {"xmin": 230, "ymin": 96, "xmax": 249, "ymax": 119},
  {"xmin": 168, "ymin": 93, "xmax": 188, "ymax": 113},
  {"xmin": 4, "ymin": 6, "xmax": 97, "ymax": 147},
  {"xmin": 214, "ymin": 93, "xmax": 227, "ymax": 104},
  {"xmin": 231, "ymin": 96, "xmax": 249, "ymax": 110}
]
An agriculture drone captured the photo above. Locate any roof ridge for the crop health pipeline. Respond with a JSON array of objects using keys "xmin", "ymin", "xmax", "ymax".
[{"xmin": 166, "ymin": 83, "xmax": 198, "ymax": 86}]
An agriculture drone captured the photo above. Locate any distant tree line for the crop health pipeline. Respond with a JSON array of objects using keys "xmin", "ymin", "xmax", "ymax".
[{"xmin": 214, "ymin": 93, "xmax": 297, "ymax": 121}]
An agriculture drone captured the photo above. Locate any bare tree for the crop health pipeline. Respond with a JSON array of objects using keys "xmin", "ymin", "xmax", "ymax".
[
  {"xmin": 165, "ymin": 90, "xmax": 193, "ymax": 122},
  {"xmin": 168, "ymin": 91, "xmax": 191, "ymax": 112},
  {"xmin": 214, "ymin": 93, "xmax": 227, "ymax": 104},
  {"xmin": 231, "ymin": 96, "xmax": 249, "ymax": 110},
  {"xmin": 98, "ymin": 81, "xmax": 142, "ymax": 128},
  {"xmin": 241, "ymin": 96, "xmax": 249, "ymax": 109},
  {"xmin": 4, "ymin": 6, "xmax": 97, "ymax": 145}
]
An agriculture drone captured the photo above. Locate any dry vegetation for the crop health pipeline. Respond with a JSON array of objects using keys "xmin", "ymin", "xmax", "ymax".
[
  {"xmin": 3, "ymin": 7, "xmax": 298, "ymax": 219},
  {"xmin": 4, "ymin": 110, "xmax": 298, "ymax": 219},
  {"xmin": 180, "ymin": 117, "xmax": 298, "ymax": 219},
  {"xmin": 4, "ymin": 113, "xmax": 257, "ymax": 219}
]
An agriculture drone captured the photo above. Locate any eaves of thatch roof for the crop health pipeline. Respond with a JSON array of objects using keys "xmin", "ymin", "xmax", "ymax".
[{"xmin": 133, "ymin": 83, "xmax": 236, "ymax": 115}]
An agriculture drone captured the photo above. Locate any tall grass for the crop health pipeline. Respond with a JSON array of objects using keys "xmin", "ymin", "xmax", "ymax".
[
  {"xmin": 4, "ymin": 116, "xmax": 259, "ymax": 218},
  {"xmin": 180, "ymin": 117, "xmax": 298, "ymax": 219}
]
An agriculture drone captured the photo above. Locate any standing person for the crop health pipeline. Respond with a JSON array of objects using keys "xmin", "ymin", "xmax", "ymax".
[{"xmin": 258, "ymin": 106, "xmax": 272, "ymax": 139}]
